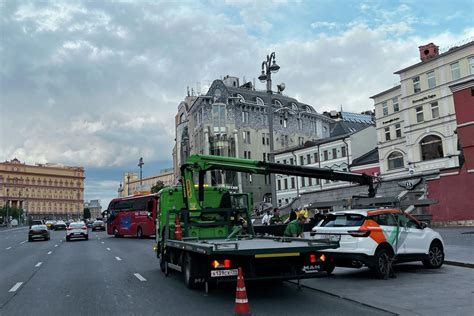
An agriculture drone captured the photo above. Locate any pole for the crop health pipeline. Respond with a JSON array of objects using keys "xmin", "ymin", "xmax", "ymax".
[
  {"xmin": 267, "ymin": 73, "xmax": 277, "ymax": 208},
  {"xmin": 138, "ymin": 157, "xmax": 144, "ymax": 187},
  {"xmin": 127, "ymin": 175, "xmax": 130, "ymax": 196},
  {"xmin": 6, "ymin": 188, "xmax": 9, "ymax": 227}
]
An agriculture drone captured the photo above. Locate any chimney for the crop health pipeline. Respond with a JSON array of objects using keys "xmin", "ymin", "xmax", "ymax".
[{"xmin": 418, "ymin": 43, "xmax": 439, "ymax": 61}]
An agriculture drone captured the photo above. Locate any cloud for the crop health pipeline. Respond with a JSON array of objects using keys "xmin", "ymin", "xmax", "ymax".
[{"xmin": 310, "ymin": 21, "xmax": 337, "ymax": 30}]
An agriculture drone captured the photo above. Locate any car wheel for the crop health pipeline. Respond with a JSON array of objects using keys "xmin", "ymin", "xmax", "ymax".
[
  {"xmin": 372, "ymin": 248, "xmax": 393, "ymax": 279},
  {"xmin": 66, "ymin": 237, "xmax": 70, "ymax": 242},
  {"xmin": 85, "ymin": 235, "xmax": 89, "ymax": 240},
  {"xmin": 183, "ymin": 253, "xmax": 200, "ymax": 289},
  {"xmin": 28, "ymin": 237, "xmax": 33, "ymax": 242},
  {"xmin": 423, "ymin": 241, "xmax": 444, "ymax": 269},
  {"xmin": 137, "ymin": 227, "xmax": 143, "ymax": 239}
]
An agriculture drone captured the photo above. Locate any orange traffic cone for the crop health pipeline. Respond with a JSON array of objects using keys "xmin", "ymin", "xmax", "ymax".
[
  {"xmin": 174, "ymin": 214, "xmax": 182, "ymax": 240},
  {"xmin": 234, "ymin": 267, "xmax": 251, "ymax": 316}
]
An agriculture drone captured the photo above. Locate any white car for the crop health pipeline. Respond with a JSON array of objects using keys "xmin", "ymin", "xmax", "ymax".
[
  {"xmin": 311, "ymin": 208, "xmax": 444, "ymax": 278},
  {"xmin": 66, "ymin": 222, "xmax": 89, "ymax": 241}
]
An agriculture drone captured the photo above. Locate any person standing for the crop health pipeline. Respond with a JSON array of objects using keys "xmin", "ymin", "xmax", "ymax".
[
  {"xmin": 270, "ymin": 208, "xmax": 283, "ymax": 225},
  {"xmin": 261, "ymin": 210, "xmax": 271, "ymax": 225},
  {"xmin": 283, "ymin": 215, "xmax": 306, "ymax": 238}
]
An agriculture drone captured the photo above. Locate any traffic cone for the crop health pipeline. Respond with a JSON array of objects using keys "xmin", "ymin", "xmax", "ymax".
[
  {"xmin": 174, "ymin": 214, "xmax": 182, "ymax": 240},
  {"xmin": 234, "ymin": 267, "xmax": 251, "ymax": 316}
]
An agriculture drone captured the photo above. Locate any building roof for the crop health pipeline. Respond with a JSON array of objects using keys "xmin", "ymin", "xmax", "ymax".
[
  {"xmin": 394, "ymin": 40, "xmax": 474, "ymax": 74},
  {"xmin": 370, "ymin": 85, "xmax": 401, "ymax": 99},
  {"xmin": 330, "ymin": 120, "xmax": 372, "ymax": 137},
  {"xmin": 340, "ymin": 111, "xmax": 374, "ymax": 124},
  {"xmin": 350, "ymin": 148, "xmax": 379, "ymax": 167},
  {"xmin": 274, "ymin": 133, "xmax": 353, "ymax": 155}
]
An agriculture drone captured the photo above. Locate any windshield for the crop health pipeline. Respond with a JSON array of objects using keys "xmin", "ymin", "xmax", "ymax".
[
  {"xmin": 319, "ymin": 214, "xmax": 366, "ymax": 227},
  {"xmin": 70, "ymin": 223, "xmax": 84, "ymax": 228},
  {"xmin": 31, "ymin": 225, "xmax": 47, "ymax": 230}
]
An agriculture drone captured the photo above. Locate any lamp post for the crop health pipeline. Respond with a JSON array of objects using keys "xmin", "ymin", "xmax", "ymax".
[
  {"xmin": 258, "ymin": 52, "xmax": 280, "ymax": 207},
  {"xmin": 118, "ymin": 183, "xmax": 123, "ymax": 197},
  {"xmin": 127, "ymin": 174, "xmax": 130, "ymax": 196},
  {"xmin": 138, "ymin": 157, "xmax": 144, "ymax": 187},
  {"xmin": 6, "ymin": 188, "xmax": 9, "ymax": 227}
]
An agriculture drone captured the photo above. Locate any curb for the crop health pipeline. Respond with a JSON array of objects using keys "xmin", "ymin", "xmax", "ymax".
[{"xmin": 445, "ymin": 260, "xmax": 474, "ymax": 269}]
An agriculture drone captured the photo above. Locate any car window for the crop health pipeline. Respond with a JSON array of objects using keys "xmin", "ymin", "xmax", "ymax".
[
  {"xmin": 70, "ymin": 223, "xmax": 84, "ymax": 228},
  {"xmin": 319, "ymin": 214, "xmax": 365, "ymax": 227},
  {"xmin": 31, "ymin": 225, "xmax": 46, "ymax": 230},
  {"xmin": 370, "ymin": 213, "xmax": 397, "ymax": 226}
]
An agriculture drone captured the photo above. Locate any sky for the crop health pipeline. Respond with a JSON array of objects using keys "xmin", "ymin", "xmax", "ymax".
[{"xmin": 1, "ymin": 0, "xmax": 473, "ymax": 209}]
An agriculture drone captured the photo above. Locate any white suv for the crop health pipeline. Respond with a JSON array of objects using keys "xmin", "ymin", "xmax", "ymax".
[
  {"xmin": 311, "ymin": 208, "xmax": 444, "ymax": 278},
  {"xmin": 66, "ymin": 222, "xmax": 89, "ymax": 241}
]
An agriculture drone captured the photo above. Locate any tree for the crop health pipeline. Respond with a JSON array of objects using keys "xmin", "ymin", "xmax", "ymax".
[
  {"xmin": 0, "ymin": 206, "xmax": 23, "ymax": 223},
  {"xmin": 83, "ymin": 208, "xmax": 91, "ymax": 219},
  {"xmin": 150, "ymin": 180, "xmax": 165, "ymax": 193}
]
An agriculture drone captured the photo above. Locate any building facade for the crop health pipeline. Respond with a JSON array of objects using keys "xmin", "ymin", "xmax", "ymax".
[
  {"xmin": 0, "ymin": 158, "xmax": 85, "ymax": 220},
  {"xmin": 173, "ymin": 75, "xmax": 334, "ymax": 203},
  {"xmin": 372, "ymin": 41, "xmax": 474, "ymax": 179},
  {"xmin": 275, "ymin": 115, "xmax": 377, "ymax": 206},
  {"xmin": 84, "ymin": 199, "xmax": 102, "ymax": 220},
  {"xmin": 118, "ymin": 168, "xmax": 174, "ymax": 197}
]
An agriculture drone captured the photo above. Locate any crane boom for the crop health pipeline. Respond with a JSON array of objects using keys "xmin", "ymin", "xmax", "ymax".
[{"xmin": 181, "ymin": 154, "xmax": 375, "ymax": 210}]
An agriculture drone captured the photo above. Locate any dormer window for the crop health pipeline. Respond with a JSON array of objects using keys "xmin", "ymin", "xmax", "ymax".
[{"xmin": 256, "ymin": 97, "xmax": 264, "ymax": 105}]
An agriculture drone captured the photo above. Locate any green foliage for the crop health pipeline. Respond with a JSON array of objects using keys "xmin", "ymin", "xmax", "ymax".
[
  {"xmin": 150, "ymin": 180, "xmax": 165, "ymax": 193},
  {"xmin": 0, "ymin": 206, "xmax": 24, "ymax": 221},
  {"xmin": 83, "ymin": 208, "xmax": 91, "ymax": 219}
]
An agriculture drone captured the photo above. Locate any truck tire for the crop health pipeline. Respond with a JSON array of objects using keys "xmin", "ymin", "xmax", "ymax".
[
  {"xmin": 325, "ymin": 263, "xmax": 336, "ymax": 275},
  {"xmin": 422, "ymin": 241, "xmax": 444, "ymax": 269},
  {"xmin": 183, "ymin": 253, "xmax": 200, "ymax": 289},
  {"xmin": 137, "ymin": 227, "xmax": 143, "ymax": 239},
  {"xmin": 113, "ymin": 227, "xmax": 121, "ymax": 238}
]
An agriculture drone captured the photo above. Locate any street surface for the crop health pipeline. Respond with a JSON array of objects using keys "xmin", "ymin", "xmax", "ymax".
[
  {"xmin": 0, "ymin": 227, "xmax": 389, "ymax": 316},
  {"xmin": 1, "ymin": 226, "xmax": 472, "ymax": 315}
]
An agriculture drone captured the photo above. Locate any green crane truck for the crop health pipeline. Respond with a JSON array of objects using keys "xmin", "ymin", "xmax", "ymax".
[{"xmin": 155, "ymin": 154, "xmax": 375, "ymax": 291}]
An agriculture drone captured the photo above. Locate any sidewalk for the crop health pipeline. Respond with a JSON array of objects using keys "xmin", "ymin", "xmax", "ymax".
[{"xmin": 436, "ymin": 226, "xmax": 474, "ymax": 266}]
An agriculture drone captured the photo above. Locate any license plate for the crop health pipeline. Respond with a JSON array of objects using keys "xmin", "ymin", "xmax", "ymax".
[
  {"xmin": 313, "ymin": 234, "xmax": 340, "ymax": 242},
  {"xmin": 302, "ymin": 265, "xmax": 321, "ymax": 273},
  {"xmin": 210, "ymin": 269, "xmax": 238, "ymax": 277}
]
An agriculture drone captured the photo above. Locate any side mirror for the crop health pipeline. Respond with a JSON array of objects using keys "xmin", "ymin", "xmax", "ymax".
[{"xmin": 147, "ymin": 211, "xmax": 153, "ymax": 219}]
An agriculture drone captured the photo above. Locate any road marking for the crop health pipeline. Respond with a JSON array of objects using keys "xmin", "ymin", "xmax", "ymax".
[
  {"xmin": 106, "ymin": 247, "xmax": 111, "ymax": 251},
  {"xmin": 9, "ymin": 282, "xmax": 23, "ymax": 292},
  {"xmin": 133, "ymin": 273, "xmax": 146, "ymax": 282},
  {"xmin": 60, "ymin": 240, "xmax": 63, "ymax": 242},
  {"xmin": 115, "ymin": 257, "xmax": 122, "ymax": 261},
  {"xmin": 101, "ymin": 242, "xmax": 105, "ymax": 244},
  {"xmin": 35, "ymin": 262, "xmax": 42, "ymax": 267},
  {"xmin": 20, "ymin": 240, "xmax": 27, "ymax": 244},
  {"xmin": 47, "ymin": 251, "xmax": 52, "ymax": 255},
  {"xmin": 6, "ymin": 246, "xmax": 12, "ymax": 250},
  {"xmin": 54, "ymin": 244, "xmax": 58, "ymax": 247}
]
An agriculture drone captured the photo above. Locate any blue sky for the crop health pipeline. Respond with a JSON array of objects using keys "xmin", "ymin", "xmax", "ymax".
[{"xmin": 1, "ymin": 0, "xmax": 473, "ymax": 208}]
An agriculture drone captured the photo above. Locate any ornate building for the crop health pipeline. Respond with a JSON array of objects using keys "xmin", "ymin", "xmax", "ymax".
[
  {"xmin": 118, "ymin": 168, "xmax": 174, "ymax": 197},
  {"xmin": 0, "ymin": 158, "xmax": 85, "ymax": 220},
  {"xmin": 173, "ymin": 75, "xmax": 334, "ymax": 203}
]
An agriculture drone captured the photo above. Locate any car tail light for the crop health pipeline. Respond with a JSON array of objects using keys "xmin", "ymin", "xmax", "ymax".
[
  {"xmin": 67, "ymin": 227, "xmax": 73, "ymax": 230},
  {"xmin": 309, "ymin": 254, "xmax": 317, "ymax": 264},
  {"xmin": 82, "ymin": 226, "xmax": 87, "ymax": 230},
  {"xmin": 348, "ymin": 230, "xmax": 371, "ymax": 237},
  {"xmin": 211, "ymin": 259, "xmax": 233, "ymax": 269}
]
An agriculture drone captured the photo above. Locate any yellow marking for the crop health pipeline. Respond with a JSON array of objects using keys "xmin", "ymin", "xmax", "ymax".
[{"xmin": 255, "ymin": 252, "xmax": 300, "ymax": 258}]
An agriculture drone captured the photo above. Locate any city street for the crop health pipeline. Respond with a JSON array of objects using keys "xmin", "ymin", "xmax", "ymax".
[
  {"xmin": 1, "ymin": 227, "xmax": 472, "ymax": 315},
  {"xmin": 0, "ymin": 227, "xmax": 390, "ymax": 316}
]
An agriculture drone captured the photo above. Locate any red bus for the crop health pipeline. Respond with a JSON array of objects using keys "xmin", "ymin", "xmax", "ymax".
[{"xmin": 105, "ymin": 193, "xmax": 158, "ymax": 238}]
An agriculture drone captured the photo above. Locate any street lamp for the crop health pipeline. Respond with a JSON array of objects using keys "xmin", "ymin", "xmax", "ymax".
[
  {"xmin": 138, "ymin": 157, "xmax": 144, "ymax": 187},
  {"xmin": 118, "ymin": 183, "xmax": 123, "ymax": 197},
  {"xmin": 259, "ymin": 52, "xmax": 280, "ymax": 207},
  {"xmin": 6, "ymin": 188, "xmax": 9, "ymax": 227},
  {"xmin": 127, "ymin": 174, "xmax": 131, "ymax": 196}
]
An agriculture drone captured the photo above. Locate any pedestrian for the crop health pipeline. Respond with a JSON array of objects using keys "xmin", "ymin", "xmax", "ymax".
[
  {"xmin": 284, "ymin": 208, "xmax": 297, "ymax": 224},
  {"xmin": 261, "ymin": 210, "xmax": 271, "ymax": 225},
  {"xmin": 283, "ymin": 215, "xmax": 306, "ymax": 238},
  {"xmin": 270, "ymin": 208, "xmax": 283, "ymax": 225}
]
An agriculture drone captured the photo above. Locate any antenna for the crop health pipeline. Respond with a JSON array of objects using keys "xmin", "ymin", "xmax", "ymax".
[{"xmin": 187, "ymin": 86, "xmax": 190, "ymax": 97}]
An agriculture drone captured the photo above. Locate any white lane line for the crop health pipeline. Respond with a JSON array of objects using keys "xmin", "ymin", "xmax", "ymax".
[
  {"xmin": 47, "ymin": 251, "xmax": 52, "ymax": 255},
  {"xmin": 35, "ymin": 262, "xmax": 42, "ymax": 267},
  {"xmin": 133, "ymin": 273, "xmax": 146, "ymax": 282},
  {"xmin": 8, "ymin": 282, "xmax": 23, "ymax": 292},
  {"xmin": 54, "ymin": 244, "xmax": 58, "ymax": 247},
  {"xmin": 20, "ymin": 240, "xmax": 27, "ymax": 244},
  {"xmin": 115, "ymin": 257, "xmax": 122, "ymax": 261},
  {"xmin": 106, "ymin": 247, "xmax": 111, "ymax": 251},
  {"xmin": 6, "ymin": 246, "xmax": 12, "ymax": 250},
  {"xmin": 101, "ymin": 242, "xmax": 105, "ymax": 244}
]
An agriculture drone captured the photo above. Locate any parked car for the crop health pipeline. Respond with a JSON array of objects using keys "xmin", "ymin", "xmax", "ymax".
[
  {"xmin": 28, "ymin": 225, "xmax": 50, "ymax": 241},
  {"xmin": 86, "ymin": 220, "xmax": 94, "ymax": 228},
  {"xmin": 53, "ymin": 220, "xmax": 67, "ymax": 231},
  {"xmin": 310, "ymin": 209, "xmax": 445, "ymax": 278},
  {"xmin": 66, "ymin": 222, "xmax": 89, "ymax": 241},
  {"xmin": 91, "ymin": 220, "xmax": 105, "ymax": 231}
]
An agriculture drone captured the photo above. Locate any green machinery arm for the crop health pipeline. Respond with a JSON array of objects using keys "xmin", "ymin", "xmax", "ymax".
[{"xmin": 180, "ymin": 154, "xmax": 375, "ymax": 211}]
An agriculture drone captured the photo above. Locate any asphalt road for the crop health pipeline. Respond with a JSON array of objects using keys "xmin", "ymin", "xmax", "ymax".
[{"xmin": 0, "ymin": 227, "xmax": 391, "ymax": 316}]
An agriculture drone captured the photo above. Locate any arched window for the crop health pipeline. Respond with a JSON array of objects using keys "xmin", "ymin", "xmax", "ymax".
[
  {"xmin": 273, "ymin": 100, "xmax": 282, "ymax": 108},
  {"xmin": 420, "ymin": 135, "xmax": 443, "ymax": 161},
  {"xmin": 387, "ymin": 151, "xmax": 404, "ymax": 170},
  {"xmin": 291, "ymin": 103, "xmax": 298, "ymax": 111},
  {"xmin": 237, "ymin": 94, "xmax": 245, "ymax": 102},
  {"xmin": 256, "ymin": 97, "xmax": 264, "ymax": 105}
]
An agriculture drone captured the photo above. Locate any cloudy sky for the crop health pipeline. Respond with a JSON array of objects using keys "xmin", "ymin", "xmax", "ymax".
[{"xmin": 1, "ymin": 0, "xmax": 473, "ymax": 208}]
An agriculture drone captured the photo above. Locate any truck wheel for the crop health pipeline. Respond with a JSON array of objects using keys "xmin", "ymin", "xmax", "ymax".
[
  {"xmin": 325, "ymin": 263, "xmax": 336, "ymax": 275},
  {"xmin": 371, "ymin": 248, "xmax": 393, "ymax": 279},
  {"xmin": 183, "ymin": 254, "xmax": 199, "ymax": 289},
  {"xmin": 137, "ymin": 227, "xmax": 143, "ymax": 239},
  {"xmin": 422, "ymin": 241, "xmax": 444, "ymax": 269},
  {"xmin": 113, "ymin": 227, "xmax": 121, "ymax": 238}
]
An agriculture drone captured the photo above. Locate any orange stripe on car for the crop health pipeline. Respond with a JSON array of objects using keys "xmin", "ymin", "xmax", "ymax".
[
  {"xmin": 367, "ymin": 209, "xmax": 401, "ymax": 216},
  {"xmin": 359, "ymin": 219, "xmax": 386, "ymax": 244}
]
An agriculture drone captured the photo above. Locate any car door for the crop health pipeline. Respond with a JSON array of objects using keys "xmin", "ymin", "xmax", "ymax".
[
  {"xmin": 371, "ymin": 213, "xmax": 406, "ymax": 255},
  {"xmin": 404, "ymin": 214, "xmax": 430, "ymax": 254}
]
